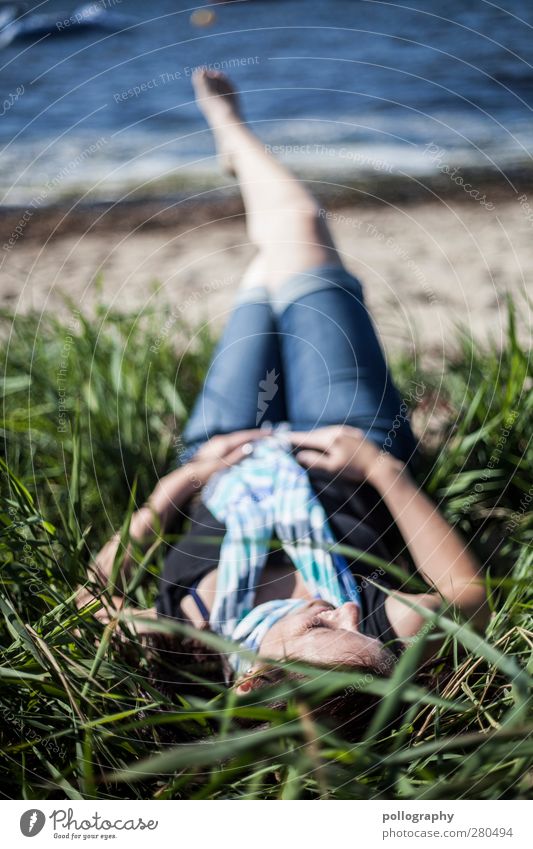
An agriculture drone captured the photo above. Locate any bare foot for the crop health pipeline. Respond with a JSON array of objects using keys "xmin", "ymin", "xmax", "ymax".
[
  {"xmin": 192, "ymin": 68, "xmax": 241, "ymax": 124},
  {"xmin": 192, "ymin": 68, "xmax": 243, "ymax": 175}
]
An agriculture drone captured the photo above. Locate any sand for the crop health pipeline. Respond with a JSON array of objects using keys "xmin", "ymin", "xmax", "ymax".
[{"xmin": 2, "ymin": 194, "xmax": 531, "ymax": 360}]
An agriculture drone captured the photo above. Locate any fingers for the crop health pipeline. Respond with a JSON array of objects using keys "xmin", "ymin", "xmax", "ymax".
[
  {"xmin": 294, "ymin": 449, "xmax": 335, "ymax": 471},
  {"xmin": 193, "ymin": 429, "xmax": 271, "ymax": 462},
  {"xmin": 222, "ymin": 428, "xmax": 272, "ymax": 452},
  {"xmin": 201, "ymin": 440, "xmax": 264, "ymax": 473},
  {"xmin": 289, "ymin": 426, "xmax": 364, "ymax": 448},
  {"xmin": 287, "ymin": 429, "xmax": 335, "ymax": 451},
  {"xmin": 224, "ymin": 444, "xmax": 255, "ymax": 467}
]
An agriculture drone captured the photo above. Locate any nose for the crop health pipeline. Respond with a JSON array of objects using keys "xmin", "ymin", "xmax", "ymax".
[{"xmin": 323, "ymin": 602, "xmax": 360, "ymax": 631}]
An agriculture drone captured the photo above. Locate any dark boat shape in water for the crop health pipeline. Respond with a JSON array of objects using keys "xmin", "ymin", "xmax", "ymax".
[{"xmin": 0, "ymin": 3, "xmax": 136, "ymax": 46}]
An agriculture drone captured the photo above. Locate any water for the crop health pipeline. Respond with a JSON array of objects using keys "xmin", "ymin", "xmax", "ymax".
[{"xmin": 1, "ymin": 0, "xmax": 532, "ymax": 205}]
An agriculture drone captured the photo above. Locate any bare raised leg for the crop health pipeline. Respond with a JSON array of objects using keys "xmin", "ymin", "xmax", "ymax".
[{"xmin": 193, "ymin": 69, "xmax": 343, "ymax": 291}]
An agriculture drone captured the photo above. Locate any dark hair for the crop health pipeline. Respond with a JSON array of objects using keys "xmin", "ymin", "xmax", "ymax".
[
  {"xmin": 126, "ymin": 631, "xmax": 399, "ymax": 741},
  {"xmin": 128, "ymin": 625, "xmax": 454, "ymax": 746},
  {"xmin": 140, "ymin": 631, "xmax": 231, "ymax": 689},
  {"xmin": 234, "ymin": 660, "xmax": 393, "ymax": 740}
]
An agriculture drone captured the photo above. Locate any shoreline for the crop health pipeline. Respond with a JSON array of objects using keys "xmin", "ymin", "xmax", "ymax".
[
  {"xmin": 2, "ymin": 167, "xmax": 532, "ymax": 245},
  {"xmin": 1, "ymin": 177, "xmax": 531, "ymax": 360}
]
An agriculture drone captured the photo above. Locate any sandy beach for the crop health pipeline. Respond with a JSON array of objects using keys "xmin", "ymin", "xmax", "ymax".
[{"xmin": 2, "ymin": 190, "xmax": 531, "ymax": 360}]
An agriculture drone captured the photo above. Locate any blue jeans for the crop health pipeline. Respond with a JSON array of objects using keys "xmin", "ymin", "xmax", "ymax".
[{"xmin": 181, "ymin": 265, "xmax": 417, "ymax": 464}]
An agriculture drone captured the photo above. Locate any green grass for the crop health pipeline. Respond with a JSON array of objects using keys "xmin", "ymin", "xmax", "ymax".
[{"xmin": 0, "ymin": 298, "xmax": 531, "ymax": 800}]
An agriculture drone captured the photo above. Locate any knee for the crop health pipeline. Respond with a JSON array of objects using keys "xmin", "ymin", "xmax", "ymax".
[
  {"xmin": 240, "ymin": 252, "xmax": 271, "ymax": 289},
  {"xmin": 252, "ymin": 205, "xmax": 342, "ymax": 290},
  {"xmin": 281, "ymin": 201, "xmax": 328, "ymax": 241}
]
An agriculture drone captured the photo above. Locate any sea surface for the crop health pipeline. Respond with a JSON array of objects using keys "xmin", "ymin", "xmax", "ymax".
[{"xmin": 1, "ymin": 0, "xmax": 532, "ymax": 205}]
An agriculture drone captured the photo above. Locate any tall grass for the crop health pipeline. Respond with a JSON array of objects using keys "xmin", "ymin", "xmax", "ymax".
[{"xmin": 0, "ymin": 299, "xmax": 531, "ymax": 800}]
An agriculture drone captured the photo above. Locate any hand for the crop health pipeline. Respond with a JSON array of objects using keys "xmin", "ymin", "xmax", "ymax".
[
  {"xmin": 77, "ymin": 532, "xmax": 125, "ymax": 609},
  {"xmin": 92, "ymin": 533, "xmax": 122, "ymax": 585},
  {"xmin": 87, "ymin": 504, "xmax": 156, "ymax": 592},
  {"xmin": 187, "ymin": 428, "xmax": 271, "ymax": 488},
  {"xmin": 288, "ymin": 425, "xmax": 392, "ymax": 483},
  {"xmin": 81, "ymin": 428, "xmax": 271, "ymax": 610}
]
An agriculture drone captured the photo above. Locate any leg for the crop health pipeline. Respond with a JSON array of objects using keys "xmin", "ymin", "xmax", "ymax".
[
  {"xmin": 181, "ymin": 286, "xmax": 285, "ymax": 460},
  {"xmin": 183, "ymin": 66, "xmax": 343, "ymax": 460},
  {"xmin": 193, "ymin": 69, "xmax": 342, "ymax": 289},
  {"xmin": 274, "ymin": 268, "xmax": 418, "ymax": 463},
  {"xmin": 190, "ymin": 71, "xmax": 415, "ymax": 462}
]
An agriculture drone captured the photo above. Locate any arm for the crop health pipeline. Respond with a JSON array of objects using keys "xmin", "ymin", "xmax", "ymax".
[
  {"xmin": 368, "ymin": 454, "xmax": 489, "ymax": 632},
  {"xmin": 289, "ymin": 426, "xmax": 489, "ymax": 633},
  {"xmin": 131, "ymin": 428, "xmax": 270, "ymax": 539},
  {"xmin": 78, "ymin": 429, "xmax": 268, "ymax": 606}
]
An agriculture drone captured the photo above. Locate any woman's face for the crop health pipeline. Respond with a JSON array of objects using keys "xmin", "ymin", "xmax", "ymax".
[{"xmin": 258, "ymin": 599, "xmax": 394, "ymax": 671}]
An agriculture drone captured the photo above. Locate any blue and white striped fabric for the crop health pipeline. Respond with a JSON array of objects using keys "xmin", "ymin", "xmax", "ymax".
[{"xmin": 202, "ymin": 431, "xmax": 361, "ymax": 673}]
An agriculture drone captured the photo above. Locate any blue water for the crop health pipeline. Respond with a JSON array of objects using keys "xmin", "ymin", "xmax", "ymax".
[{"xmin": 1, "ymin": 0, "xmax": 532, "ymax": 204}]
